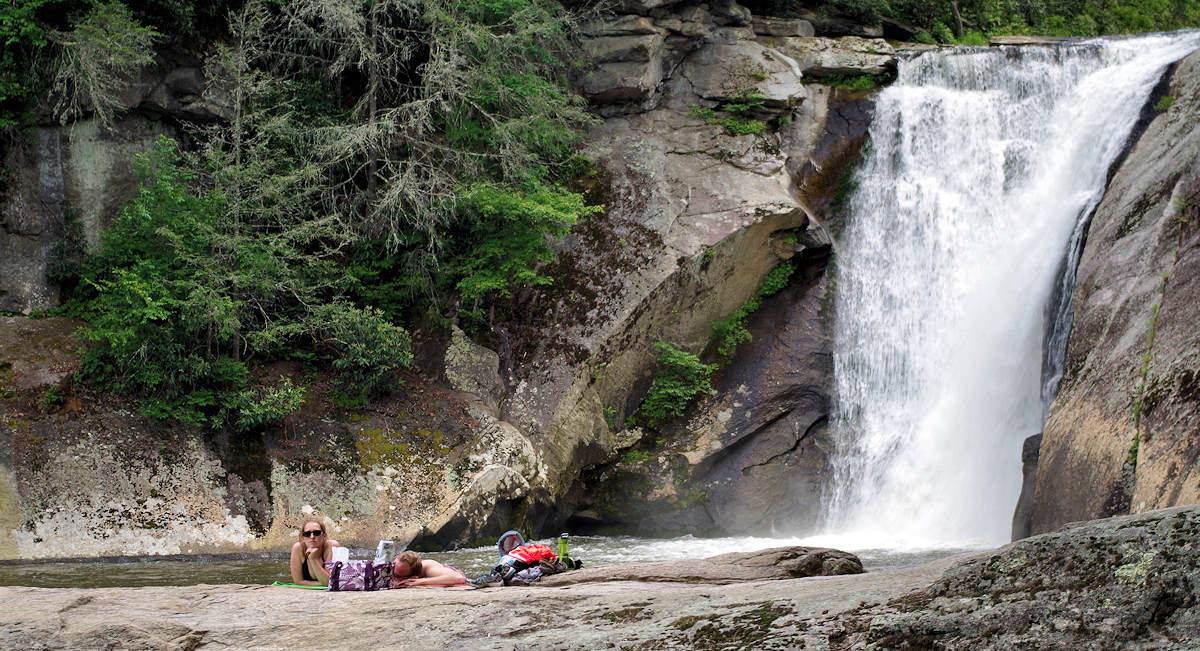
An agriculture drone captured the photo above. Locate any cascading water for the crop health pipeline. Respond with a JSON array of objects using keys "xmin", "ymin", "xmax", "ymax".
[{"xmin": 822, "ymin": 32, "xmax": 1200, "ymax": 547}]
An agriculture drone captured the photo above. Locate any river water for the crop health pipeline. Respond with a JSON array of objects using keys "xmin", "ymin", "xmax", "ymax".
[{"xmin": 0, "ymin": 535, "xmax": 982, "ymax": 589}]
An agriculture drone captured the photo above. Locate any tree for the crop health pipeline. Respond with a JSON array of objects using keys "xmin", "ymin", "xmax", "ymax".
[{"xmin": 48, "ymin": 2, "xmax": 158, "ymax": 126}]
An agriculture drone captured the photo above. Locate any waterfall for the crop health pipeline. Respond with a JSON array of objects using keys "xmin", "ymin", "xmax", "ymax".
[{"xmin": 824, "ymin": 32, "xmax": 1200, "ymax": 546}]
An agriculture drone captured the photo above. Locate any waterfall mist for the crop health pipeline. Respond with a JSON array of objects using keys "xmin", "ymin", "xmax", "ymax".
[{"xmin": 822, "ymin": 32, "xmax": 1200, "ymax": 547}]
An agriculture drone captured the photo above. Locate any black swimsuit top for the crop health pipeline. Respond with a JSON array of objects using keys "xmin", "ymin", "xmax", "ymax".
[{"xmin": 301, "ymin": 552, "xmax": 317, "ymax": 581}]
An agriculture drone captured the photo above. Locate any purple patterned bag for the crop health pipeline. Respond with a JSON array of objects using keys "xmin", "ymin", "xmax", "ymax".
[{"xmin": 324, "ymin": 560, "xmax": 394, "ymax": 591}]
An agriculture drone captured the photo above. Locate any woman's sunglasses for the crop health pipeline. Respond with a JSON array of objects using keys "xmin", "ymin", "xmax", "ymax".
[{"xmin": 302, "ymin": 530, "xmax": 324, "ymax": 537}]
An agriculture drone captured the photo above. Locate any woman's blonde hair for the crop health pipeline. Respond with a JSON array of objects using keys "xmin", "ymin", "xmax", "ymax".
[{"xmin": 298, "ymin": 519, "xmax": 327, "ymax": 540}]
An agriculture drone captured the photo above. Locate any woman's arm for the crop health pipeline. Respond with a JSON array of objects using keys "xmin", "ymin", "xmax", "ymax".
[
  {"xmin": 289, "ymin": 542, "xmax": 318, "ymax": 585},
  {"xmin": 305, "ymin": 544, "xmax": 332, "ymax": 586}
]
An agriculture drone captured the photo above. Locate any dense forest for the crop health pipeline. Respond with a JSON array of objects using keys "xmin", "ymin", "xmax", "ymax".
[{"xmin": 2, "ymin": 0, "xmax": 1199, "ymax": 431}]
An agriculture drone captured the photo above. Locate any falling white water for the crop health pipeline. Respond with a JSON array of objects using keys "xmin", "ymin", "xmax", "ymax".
[{"xmin": 825, "ymin": 32, "xmax": 1200, "ymax": 548}]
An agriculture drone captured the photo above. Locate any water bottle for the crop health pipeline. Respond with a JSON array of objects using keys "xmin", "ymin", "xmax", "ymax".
[
  {"xmin": 557, "ymin": 533, "xmax": 569, "ymax": 562},
  {"xmin": 374, "ymin": 539, "xmax": 394, "ymax": 563}
]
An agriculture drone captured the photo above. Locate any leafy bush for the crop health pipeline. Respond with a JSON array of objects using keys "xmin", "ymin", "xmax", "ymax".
[
  {"xmin": 638, "ymin": 342, "xmax": 718, "ymax": 427},
  {"xmin": 313, "ymin": 303, "xmax": 413, "ymax": 407},
  {"xmin": 70, "ymin": 137, "xmax": 237, "ymax": 427}
]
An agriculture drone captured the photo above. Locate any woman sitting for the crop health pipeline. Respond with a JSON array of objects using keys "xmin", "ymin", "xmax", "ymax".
[
  {"xmin": 390, "ymin": 550, "xmax": 468, "ymax": 587},
  {"xmin": 289, "ymin": 520, "xmax": 341, "ymax": 586}
]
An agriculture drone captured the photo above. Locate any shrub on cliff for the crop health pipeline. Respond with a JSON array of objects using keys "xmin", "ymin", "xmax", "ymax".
[{"xmin": 638, "ymin": 343, "xmax": 718, "ymax": 427}]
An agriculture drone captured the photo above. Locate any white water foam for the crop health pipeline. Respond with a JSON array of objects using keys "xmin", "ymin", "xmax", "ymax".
[{"xmin": 825, "ymin": 32, "xmax": 1200, "ymax": 547}]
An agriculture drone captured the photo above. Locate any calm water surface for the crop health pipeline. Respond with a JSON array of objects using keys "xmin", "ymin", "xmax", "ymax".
[{"xmin": 0, "ymin": 535, "xmax": 988, "ymax": 588}]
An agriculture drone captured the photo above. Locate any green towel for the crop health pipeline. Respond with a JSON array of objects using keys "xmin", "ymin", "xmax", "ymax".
[{"xmin": 270, "ymin": 581, "xmax": 327, "ymax": 589}]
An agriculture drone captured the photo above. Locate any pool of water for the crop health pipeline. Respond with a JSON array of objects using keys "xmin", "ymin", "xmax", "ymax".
[{"xmin": 0, "ymin": 535, "xmax": 989, "ymax": 589}]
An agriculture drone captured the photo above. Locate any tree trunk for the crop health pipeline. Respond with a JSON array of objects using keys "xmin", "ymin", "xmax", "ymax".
[{"xmin": 949, "ymin": 0, "xmax": 964, "ymax": 39}]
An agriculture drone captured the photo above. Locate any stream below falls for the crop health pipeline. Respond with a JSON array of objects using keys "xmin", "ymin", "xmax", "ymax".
[{"xmin": 0, "ymin": 536, "xmax": 982, "ymax": 589}]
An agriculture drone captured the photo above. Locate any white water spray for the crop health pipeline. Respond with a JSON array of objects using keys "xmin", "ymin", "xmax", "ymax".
[{"xmin": 824, "ymin": 32, "xmax": 1200, "ymax": 548}]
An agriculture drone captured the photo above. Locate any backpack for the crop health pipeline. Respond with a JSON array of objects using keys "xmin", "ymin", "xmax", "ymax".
[
  {"xmin": 494, "ymin": 543, "xmax": 561, "ymax": 584},
  {"xmin": 324, "ymin": 560, "xmax": 394, "ymax": 591}
]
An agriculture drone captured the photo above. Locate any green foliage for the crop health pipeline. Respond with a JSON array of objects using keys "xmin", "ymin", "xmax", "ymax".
[
  {"xmin": 69, "ymin": 135, "xmax": 381, "ymax": 428},
  {"xmin": 48, "ymin": 2, "xmax": 159, "ymax": 125},
  {"xmin": 811, "ymin": 72, "xmax": 896, "ymax": 91},
  {"xmin": 1154, "ymin": 94, "xmax": 1175, "ymax": 111},
  {"xmin": 710, "ymin": 262, "xmax": 796, "ymax": 359},
  {"xmin": 49, "ymin": 0, "xmax": 600, "ymax": 428},
  {"xmin": 772, "ymin": 0, "xmax": 1200, "ymax": 39},
  {"xmin": 314, "ymin": 303, "xmax": 413, "ymax": 407},
  {"xmin": 274, "ymin": 0, "xmax": 596, "ymax": 324},
  {"xmin": 930, "ymin": 20, "xmax": 956, "ymax": 43},
  {"xmin": 71, "ymin": 141, "xmax": 246, "ymax": 427},
  {"xmin": 958, "ymin": 29, "xmax": 991, "ymax": 46},
  {"xmin": 638, "ymin": 342, "xmax": 718, "ymax": 427},
  {"xmin": 39, "ymin": 385, "xmax": 65, "ymax": 412},
  {"xmin": 830, "ymin": 0, "xmax": 889, "ymax": 24},
  {"xmin": 0, "ymin": 0, "xmax": 67, "ymax": 126},
  {"xmin": 46, "ymin": 206, "xmax": 86, "ymax": 290},
  {"xmin": 691, "ymin": 90, "xmax": 770, "ymax": 137},
  {"xmin": 619, "ymin": 449, "xmax": 651, "ymax": 463},
  {"xmin": 603, "ymin": 405, "xmax": 617, "ymax": 431},
  {"xmin": 235, "ymin": 377, "xmax": 306, "ymax": 431},
  {"xmin": 453, "ymin": 184, "xmax": 600, "ymax": 307}
]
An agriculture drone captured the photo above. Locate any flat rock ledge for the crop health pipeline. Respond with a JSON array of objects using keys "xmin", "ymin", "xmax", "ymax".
[
  {"xmin": 2, "ymin": 507, "xmax": 1199, "ymax": 649},
  {"xmin": 539, "ymin": 546, "xmax": 864, "ymax": 586}
]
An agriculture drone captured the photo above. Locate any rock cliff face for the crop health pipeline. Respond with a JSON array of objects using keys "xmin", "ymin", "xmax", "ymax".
[
  {"xmin": 0, "ymin": 2, "xmax": 904, "ymax": 558},
  {"xmin": 0, "ymin": 53, "xmax": 230, "ymax": 315},
  {"xmin": 1032, "ymin": 49, "xmax": 1200, "ymax": 533}
]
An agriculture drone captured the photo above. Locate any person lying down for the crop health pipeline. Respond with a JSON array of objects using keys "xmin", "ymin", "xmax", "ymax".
[{"xmin": 390, "ymin": 550, "xmax": 468, "ymax": 587}]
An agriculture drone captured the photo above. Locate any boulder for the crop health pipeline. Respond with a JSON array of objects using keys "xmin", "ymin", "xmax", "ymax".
[
  {"xmin": 1010, "ymin": 432, "xmax": 1043, "ymax": 540},
  {"xmin": 677, "ymin": 37, "xmax": 807, "ymax": 109},
  {"xmin": 833, "ymin": 506, "xmax": 1200, "ymax": 649},
  {"xmin": 0, "ymin": 51, "xmax": 235, "ymax": 315},
  {"xmin": 709, "ymin": 0, "xmax": 752, "ymax": 26},
  {"xmin": 442, "ymin": 325, "xmax": 504, "ymax": 412},
  {"xmin": 792, "ymin": 9, "xmax": 884, "ymax": 38},
  {"xmin": 751, "ymin": 16, "xmax": 815, "ymax": 37},
  {"xmin": 619, "ymin": 0, "xmax": 686, "ymax": 13},
  {"xmin": 2, "ymin": 116, "xmax": 172, "ymax": 314},
  {"xmin": 583, "ymin": 33, "xmax": 667, "ymax": 64},
  {"xmin": 539, "ymin": 546, "xmax": 864, "ymax": 585},
  {"xmin": 758, "ymin": 35, "xmax": 898, "ymax": 77},
  {"xmin": 582, "ymin": 15, "xmax": 661, "ymax": 37}
]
